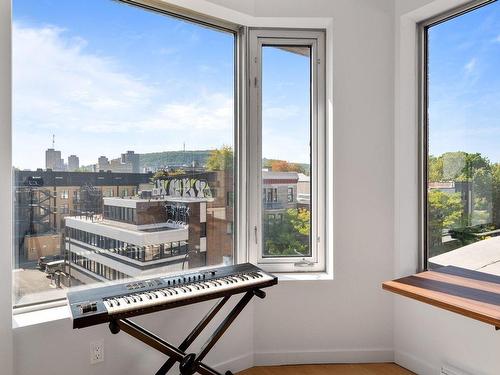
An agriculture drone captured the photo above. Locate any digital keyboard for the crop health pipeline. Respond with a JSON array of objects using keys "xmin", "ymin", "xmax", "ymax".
[{"xmin": 67, "ymin": 263, "xmax": 277, "ymax": 329}]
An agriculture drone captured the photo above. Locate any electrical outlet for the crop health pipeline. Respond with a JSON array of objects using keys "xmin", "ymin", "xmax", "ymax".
[{"xmin": 90, "ymin": 339, "xmax": 104, "ymax": 364}]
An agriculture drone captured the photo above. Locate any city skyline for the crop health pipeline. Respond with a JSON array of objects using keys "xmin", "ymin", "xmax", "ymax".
[{"xmin": 13, "ymin": 0, "xmax": 312, "ymax": 170}]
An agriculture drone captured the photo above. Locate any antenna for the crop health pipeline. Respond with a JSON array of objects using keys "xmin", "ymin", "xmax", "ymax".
[{"xmin": 52, "ymin": 134, "xmax": 55, "ymax": 149}]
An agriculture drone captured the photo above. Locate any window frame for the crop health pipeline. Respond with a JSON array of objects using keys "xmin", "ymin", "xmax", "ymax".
[
  {"xmin": 11, "ymin": 0, "xmax": 242, "ymax": 312},
  {"xmin": 418, "ymin": 0, "xmax": 497, "ymax": 272},
  {"xmin": 10, "ymin": 2, "xmax": 329, "ymax": 315},
  {"xmin": 247, "ymin": 28, "xmax": 326, "ymax": 273}
]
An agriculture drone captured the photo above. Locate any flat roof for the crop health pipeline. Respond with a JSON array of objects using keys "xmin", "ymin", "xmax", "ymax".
[
  {"xmin": 103, "ymin": 196, "xmax": 211, "ymax": 208},
  {"xmin": 429, "ymin": 236, "xmax": 500, "ymax": 276}
]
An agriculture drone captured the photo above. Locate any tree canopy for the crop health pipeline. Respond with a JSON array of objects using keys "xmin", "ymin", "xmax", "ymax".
[{"xmin": 206, "ymin": 145, "xmax": 233, "ymax": 171}]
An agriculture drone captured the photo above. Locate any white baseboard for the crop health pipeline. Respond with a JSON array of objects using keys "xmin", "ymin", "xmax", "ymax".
[
  {"xmin": 213, "ymin": 352, "xmax": 254, "ymax": 374},
  {"xmin": 214, "ymin": 348, "xmax": 426, "ymax": 374},
  {"xmin": 395, "ymin": 350, "xmax": 438, "ymax": 375},
  {"xmin": 254, "ymin": 349, "xmax": 394, "ymax": 366}
]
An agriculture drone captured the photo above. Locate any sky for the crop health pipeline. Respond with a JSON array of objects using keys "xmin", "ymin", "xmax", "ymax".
[
  {"xmin": 12, "ymin": 0, "xmax": 312, "ymax": 170},
  {"xmin": 428, "ymin": 0, "xmax": 500, "ymax": 163}
]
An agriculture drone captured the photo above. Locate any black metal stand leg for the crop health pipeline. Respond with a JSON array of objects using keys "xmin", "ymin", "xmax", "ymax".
[
  {"xmin": 115, "ymin": 318, "xmax": 223, "ymax": 375},
  {"xmin": 195, "ymin": 290, "xmax": 258, "ymax": 364},
  {"xmin": 155, "ymin": 296, "xmax": 230, "ymax": 375},
  {"xmin": 108, "ymin": 289, "xmax": 266, "ymax": 375}
]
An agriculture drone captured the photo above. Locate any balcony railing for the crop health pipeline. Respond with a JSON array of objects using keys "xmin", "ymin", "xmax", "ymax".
[{"xmin": 263, "ymin": 202, "xmax": 284, "ymax": 210}]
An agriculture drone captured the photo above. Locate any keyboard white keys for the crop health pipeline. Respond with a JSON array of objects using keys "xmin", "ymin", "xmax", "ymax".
[{"xmin": 104, "ymin": 271, "xmax": 272, "ymax": 315}]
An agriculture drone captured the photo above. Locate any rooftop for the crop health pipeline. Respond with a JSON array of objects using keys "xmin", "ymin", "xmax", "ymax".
[{"xmin": 429, "ymin": 236, "xmax": 500, "ymax": 276}]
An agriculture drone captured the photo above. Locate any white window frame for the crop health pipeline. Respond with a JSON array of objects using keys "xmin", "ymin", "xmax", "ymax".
[
  {"xmin": 247, "ymin": 29, "xmax": 326, "ymax": 273},
  {"xmin": 9, "ymin": 4, "xmax": 329, "ymax": 315},
  {"xmin": 417, "ymin": 0, "xmax": 496, "ymax": 271}
]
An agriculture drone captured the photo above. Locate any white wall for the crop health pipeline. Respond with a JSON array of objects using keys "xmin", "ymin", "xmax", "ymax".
[
  {"xmin": 394, "ymin": 1, "xmax": 500, "ymax": 374},
  {"xmin": 250, "ymin": 0, "xmax": 396, "ymax": 365},
  {"xmin": 14, "ymin": 301, "xmax": 254, "ymax": 375},
  {"xmin": 6, "ymin": 1, "xmax": 397, "ymax": 374}
]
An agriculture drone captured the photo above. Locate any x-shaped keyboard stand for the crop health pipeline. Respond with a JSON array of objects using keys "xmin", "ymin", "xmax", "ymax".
[{"xmin": 108, "ymin": 288, "xmax": 266, "ymax": 375}]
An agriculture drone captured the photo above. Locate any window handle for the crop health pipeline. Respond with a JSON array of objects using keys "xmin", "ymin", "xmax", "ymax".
[
  {"xmin": 294, "ymin": 258, "xmax": 314, "ymax": 267},
  {"xmin": 254, "ymin": 225, "xmax": 258, "ymax": 244}
]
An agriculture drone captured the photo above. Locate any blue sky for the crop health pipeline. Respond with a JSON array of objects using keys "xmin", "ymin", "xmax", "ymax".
[
  {"xmin": 13, "ymin": 0, "xmax": 312, "ymax": 170},
  {"xmin": 428, "ymin": 0, "xmax": 500, "ymax": 163}
]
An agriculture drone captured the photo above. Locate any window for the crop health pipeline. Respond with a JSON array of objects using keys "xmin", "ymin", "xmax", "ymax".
[
  {"xmin": 420, "ymin": 0, "xmax": 500, "ymax": 274},
  {"xmin": 60, "ymin": 204, "xmax": 69, "ymax": 215},
  {"xmin": 248, "ymin": 29, "xmax": 326, "ymax": 272},
  {"xmin": 12, "ymin": 0, "xmax": 236, "ymax": 308},
  {"xmin": 11, "ymin": 2, "xmax": 328, "ymax": 312},
  {"xmin": 287, "ymin": 187, "xmax": 294, "ymax": 203}
]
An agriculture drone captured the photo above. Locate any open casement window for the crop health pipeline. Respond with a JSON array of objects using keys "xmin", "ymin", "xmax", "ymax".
[{"xmin": 248, "ymin": 29, "xmax": 326, "ymax": 272}]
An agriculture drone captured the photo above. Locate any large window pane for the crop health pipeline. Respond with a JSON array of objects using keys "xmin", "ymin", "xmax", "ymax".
[
  {"xmin": 261, "ymin": 45, "xmax": 311, "ymax": 257},
  {"xmin": 13, "ymin": 0, "xmax": 235, "ymax": 307},
  {"xmin": 425, "ymin": 1, "xmax": 500, "ymax": 274}
]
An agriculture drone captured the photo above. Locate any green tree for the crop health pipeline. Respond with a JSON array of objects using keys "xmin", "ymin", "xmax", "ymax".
[
  {"xmin": 428, "ymin": 190, "xmax": 463, "ymax": 249},
  {"xmin": 441, "ymin": 151, "xmax": 467, "ymax": 180},
  {"xmin": 152, "ymin": 170, "xmax": 169, "ymax": 182},
  {"xmin": 472, "ymin": 168, "xmax": 492, "ymax": 199},
  {"xmin": 264, "ymin": 208, "xmax": 310, "ymax": 256},
  {"xmin": 428, "ymin": 155, "xmax": 443, "ymax": 182},
  {"xmin": 491, "ymin": 163, "xmax": 500, "ymax": 227},
  {"xmin": 206, "ymin": 146, "xmax": 233, "ymax": 171},
  {"xmin": 464, "ymin": 153, "xmax": 490, "ymax": 179}
]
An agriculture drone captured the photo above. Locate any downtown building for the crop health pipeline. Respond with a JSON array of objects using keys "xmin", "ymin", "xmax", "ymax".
[
  {"xmin": 262, "ymin": 171, "xmax": 301, "ymax": 223},
  {"xmin": 14, "ymin": 170, "xmax": 152, "ymax": 266},
  {"xmin": 64, "ymin": 170, "xmax": 234, "ymax": 285}
]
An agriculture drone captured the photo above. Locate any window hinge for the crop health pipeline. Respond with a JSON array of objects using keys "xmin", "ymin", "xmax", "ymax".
[
  {"xmin": 317, "ymin": 58, "xmax": 321, "ymax": 64},
  {"xmin": 254, "ymin": 225, "xmax": 258, "ymax": 244},
  {"xmin": 254, "ymin": 77, "xmax": 258, "ymax": 87}
]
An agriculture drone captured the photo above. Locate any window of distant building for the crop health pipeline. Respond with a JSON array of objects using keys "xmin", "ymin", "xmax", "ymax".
[
  {"xmin": 287, "ymin": 187, "xmax": 294, "ymax": 203},
  {"xmin": 420, "ymin": 0, "xmax": 500, "ymax": 273}
]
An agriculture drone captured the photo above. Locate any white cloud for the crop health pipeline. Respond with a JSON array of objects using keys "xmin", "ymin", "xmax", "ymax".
[
  {"xmin": 13, "ymin": 23, "xmax": 234, "ymax": 168},
  {"xmin": 464, "ymin": 57, "xmax": 477, "ymax": 74},
  {"xmin": 13, "ymin": 23, "xmax": 154, "ymax": 128}
]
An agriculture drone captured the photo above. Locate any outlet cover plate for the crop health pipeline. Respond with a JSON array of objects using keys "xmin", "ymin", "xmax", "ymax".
[{"xmin": 90, "ymin": 339, "xmax": 104, "ymax": 364}]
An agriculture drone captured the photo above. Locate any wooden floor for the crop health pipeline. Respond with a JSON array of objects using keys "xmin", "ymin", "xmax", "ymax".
[{"xmin": 237, "ymin": 363, "xmax": 415, "ymax": 375}]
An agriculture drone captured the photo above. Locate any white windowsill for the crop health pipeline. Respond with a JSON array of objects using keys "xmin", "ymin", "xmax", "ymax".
[
  {"xmin": 13, "ymin": 303, "xmax": 71, "ymax": 329},
  {"xmin": 12, "ymin": 271, "xmax": 332, "ymax": 329},
  {"xmin": 276, "ymin": 271, "xmax": 333, "ymax": 281}
]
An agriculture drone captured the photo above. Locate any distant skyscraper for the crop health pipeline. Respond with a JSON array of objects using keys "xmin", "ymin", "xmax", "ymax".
[
  {"xmin": 121, "ymin": 151, "xmax": 140, "ymax": 173},
  {"xmin": 98, "ymin": 156, "xmax": 110, "ymax": 171},
  {"xmin": 68, "ymin": 155, "xmax": 79, "ymax": 171},
  {"xmin": 45, "ymin": 148, "xmax": 64, "ymax": 171}
]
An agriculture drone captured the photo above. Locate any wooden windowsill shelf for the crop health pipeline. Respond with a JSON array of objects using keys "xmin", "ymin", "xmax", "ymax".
[{"xmin": 382, "ymin": 266, "xmax": 500, "ymax": 329}]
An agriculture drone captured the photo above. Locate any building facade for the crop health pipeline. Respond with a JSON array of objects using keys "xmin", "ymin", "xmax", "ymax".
[
  {"xmin": 67, "ymin": 155, "xmax": 80, "ymax": 171},
  {"xmin": 64, "ymin": 170, "xmax": 233, "ymax": 284},
  {"xmin": 262, "ymin": 171, "xmax": 299, "ymax": 223},
  {"xmin": 65, "ymin": 196, "xmax": 208, "ymax": 284},
  {"xmin": 14, "ymin": 170, "xmax": 152, "ymax": 266},
  {"xmin": 45, "ymin": 148, "xmax": 64, "ymax": 171}
]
